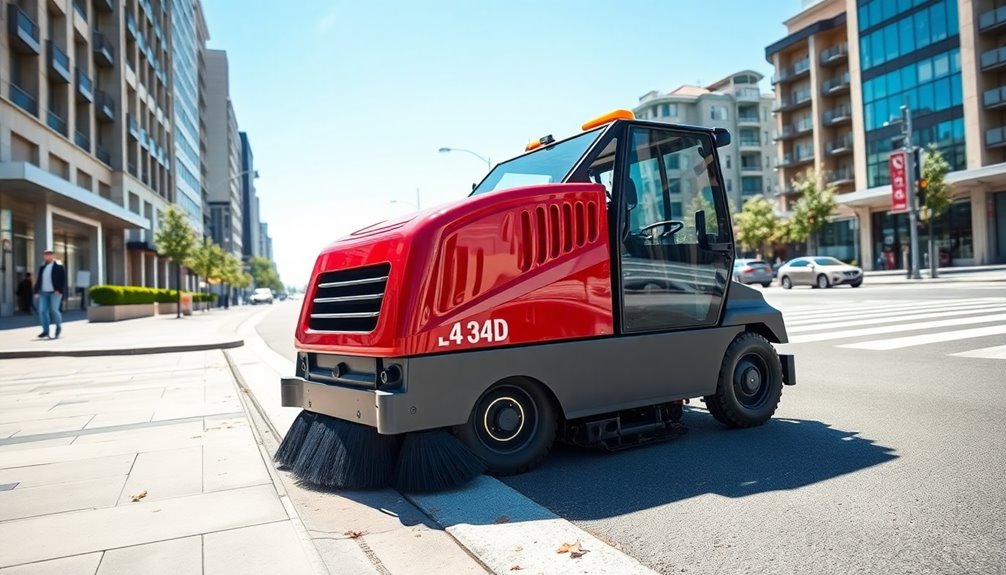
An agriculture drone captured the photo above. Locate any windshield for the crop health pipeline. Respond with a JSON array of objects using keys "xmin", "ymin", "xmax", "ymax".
[
  {"xmin": 470, "ymin": 129, "xmax": 602, "ymax": 196},
  {"xmin": 814, "ymin": 257, "xmax": 846, "ymax": 266}
]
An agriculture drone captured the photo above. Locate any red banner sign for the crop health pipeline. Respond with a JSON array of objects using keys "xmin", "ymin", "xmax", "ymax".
[{"xmin": 889, "ymin": 150, "xmax": 909, "ymax": 213}]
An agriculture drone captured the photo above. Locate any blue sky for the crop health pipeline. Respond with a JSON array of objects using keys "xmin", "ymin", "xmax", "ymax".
[{"xmin": 201, "ymin": 0, "xmax": 802, "ymax": 286}]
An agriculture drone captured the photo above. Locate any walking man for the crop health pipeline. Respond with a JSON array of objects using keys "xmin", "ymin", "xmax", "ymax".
[{"xmin": 35, "ymin": 249, "xmax": 66, "ymax": 339}]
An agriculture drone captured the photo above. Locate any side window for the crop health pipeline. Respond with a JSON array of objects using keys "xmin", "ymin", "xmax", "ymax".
[{"xmin": 584, "ymin": 137, "xmax": 618, "ymax": 199}]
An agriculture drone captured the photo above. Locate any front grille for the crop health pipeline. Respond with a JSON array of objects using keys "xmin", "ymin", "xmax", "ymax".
[{"xmin": 308, "ymin": 263, "xmax": 390, "ymax": 332}]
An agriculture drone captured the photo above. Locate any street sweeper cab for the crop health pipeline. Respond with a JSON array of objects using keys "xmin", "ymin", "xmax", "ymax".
[{"xmin": 277, "ymin": 109, "xmax": 796, "ymax": 493}]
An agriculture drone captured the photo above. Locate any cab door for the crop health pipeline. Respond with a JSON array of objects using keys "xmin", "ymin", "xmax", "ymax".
[{"xmin": 616, "ymin": 125, "xmax": 734, "ymax": 333}]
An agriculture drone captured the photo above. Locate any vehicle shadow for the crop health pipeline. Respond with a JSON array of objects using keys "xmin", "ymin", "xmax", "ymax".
[
  {"xmin": 0, "ymin": 310, "xmax": 87, "ymax": 331},
  {"xmin": 500, "ymin": 408, "xmax": 898, "ymax": 521}
]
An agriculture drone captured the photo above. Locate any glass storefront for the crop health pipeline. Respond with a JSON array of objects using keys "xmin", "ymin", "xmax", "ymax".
[
  {"xmin": 996, "ymin": 192, "xmax": 1006, "ymax": 263},
  {"xmin": 871, "ymin": 199, "xmax": 973, "ymax": 270},
  {"xmin": 818, "ymin": 219, "xmax": 858, "ymax": 264}
]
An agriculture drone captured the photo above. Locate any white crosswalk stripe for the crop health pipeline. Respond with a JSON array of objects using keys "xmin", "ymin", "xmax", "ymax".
[{"xmin": 772, "ymin": 297, "xmax": 1006, "ymax": 358}]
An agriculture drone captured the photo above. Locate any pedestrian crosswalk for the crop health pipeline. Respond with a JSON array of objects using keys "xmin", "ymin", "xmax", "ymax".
[{"xmin": 773, "ymin": 297, "xmax": 1006, "ymax": 358}]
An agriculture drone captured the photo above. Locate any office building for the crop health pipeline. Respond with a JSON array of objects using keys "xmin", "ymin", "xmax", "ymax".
[
  {"xmin": 239, "ymin": 131, "xmax": 259, "ymax": 261},
  {"xmin": 0, "ymin": 0, "xmax": 177, "ymax": 316},
  {"xmin": 767, "ymin": 0, "xmax": 1006, "ymax": 268},
  {"xmin": 203, "ymin": 49, "xmax": 242, "ymax": 257},
  {"xmin": 170, "ymin": 0, "xmax": 204, "ymax": 235},
  {"xmin": 633, "ymin": 71, "xmax": 780, "ymax": 211}
]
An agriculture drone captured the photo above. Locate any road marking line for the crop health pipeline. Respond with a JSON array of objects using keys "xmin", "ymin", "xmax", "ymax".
[
  {"xmin": 779, "ymin": 298, "xmax": 1001, "ymax": 321},
  {"xmin": 950, "ymin": 344, "xmax": 1006, "ymax": 359},
  {"xmin": 790, "ymin": 313, "xmax": 1006, "ymax": 344},
  {"xmin": 787, "ymin": 304, "xmax": 1006, "ymax": 333},
  {"xmin": 839, "ymin": 324, "xmax": 1006, "ymax": 350}
]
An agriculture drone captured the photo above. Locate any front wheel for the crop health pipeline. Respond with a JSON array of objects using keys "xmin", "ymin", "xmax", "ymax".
[
  {"xmin": 703, "ymin": 333, "xmax": 784, "ymax": 428},
  {"xmin": 781, "ymin": 276, "xmax": 792, "ymax": 290},
  {"xmin": 455, "ymin": 378, "xmax": 557, "ymax": 476},
  {"xmin": 850, "ymin": 279, "xmax": 863, "ymax": 288},
  {"xmin": 816, "ymin": 274, "xmax": 831, "ymax": 289}
]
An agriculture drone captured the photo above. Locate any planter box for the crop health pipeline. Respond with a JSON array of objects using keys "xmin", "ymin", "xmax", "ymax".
[
  {"xmin": 87, "ymin": 303, "xmax": 155, "ymax": 322},
  {"xmin": 157, "ymin": 300, "xmax": 193, "ymax": 315}
]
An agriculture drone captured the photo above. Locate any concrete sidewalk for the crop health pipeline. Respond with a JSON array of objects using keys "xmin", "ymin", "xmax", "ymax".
[
  {"xmin": 0, "ymin": 350, "xmax": 324, "ymax": 575},
  {"xmin": 862, "ymin": 265, "xmax": 1006, "ymax": 285},
  {"xmin": 0, "ymin": 306, "xmax": 253, "ymax": 359}
]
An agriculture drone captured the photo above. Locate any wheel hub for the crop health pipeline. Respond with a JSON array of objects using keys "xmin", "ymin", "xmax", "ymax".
[
  {"xmin": 483, "ymin": 397, "xmax": 525, "ymax": 442},
  {"xmin": 740, "ymin": 366, "xmax": 762, "ymax": 394},
  {"xmin": 733, "ymin": 357, "xmax": 769, "ymax": 407}
]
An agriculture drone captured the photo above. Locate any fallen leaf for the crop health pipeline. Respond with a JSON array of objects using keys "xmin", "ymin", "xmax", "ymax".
[
  {"xmin": 557, "ymin": 540, "xmax": 587, "ymax": 558},
  {"xmin": 344, "ymin": 530, "xmax": 366, "ymax": 539},
  {"xmin": 494, "ymin": 515, "xmax": 510, "ymax": 524},
  {"xmin": 514, "ymin": 545, "xmax": 524, "ymax": 552},
  {"xmin": 130, "ymin": 490, "xmax": 148, "ymax": 502},
  {"xmin": 510, "ymin": 565, "xmax": 523, "ymax": 571}
]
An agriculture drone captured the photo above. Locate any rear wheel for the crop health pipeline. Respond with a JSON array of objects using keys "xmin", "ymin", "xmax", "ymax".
[
  {"xmin": 455, "ymin": 378, "xmax": 556, "ymax": 476},
  {"xmin": 761, "ymin": 281, "xmax": 771, "ymax": 288},
  {"xmin": 703, "ymin": 333, "xmax": 783, "ymax": 428},
  {"xmin": 781, "ymin": 276, "xmax": 792, "ymax": 289},
  {"xmin": 816, "ymin": 274, "xmax": 830, "ymax": 289}
]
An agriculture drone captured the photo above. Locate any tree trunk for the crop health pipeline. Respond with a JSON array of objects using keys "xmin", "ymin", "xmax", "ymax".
[
  {"xmin": 928, "ymin": 218, "xmax": 938, "ymax": 278},
  {"xmin": 175, "ymin": 262, "xmax": 181, "ymax": 319}
]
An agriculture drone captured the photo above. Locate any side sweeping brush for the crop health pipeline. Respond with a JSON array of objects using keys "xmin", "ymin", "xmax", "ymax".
[
  {"xmin": 394, "ymin": 429, "xmax": 487, "ymax": 494},
  {"xmin": 273, "ymin": 410, "xmax": 317, "ymax": 469},
  {"xmin": 291, "ymin": 415, "xmax": 400, "ymax": 490}
]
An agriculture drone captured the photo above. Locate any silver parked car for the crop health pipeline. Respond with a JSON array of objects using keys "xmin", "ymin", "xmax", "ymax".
[
  {"xmin": 732, "ymin": 258, "xmax": 774, "ymax": 287},
  {"xmin": 778, "ymin": 256, "xmax": 863, "ymax": 289}
]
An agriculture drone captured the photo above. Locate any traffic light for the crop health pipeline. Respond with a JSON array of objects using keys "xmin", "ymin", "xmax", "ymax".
[{"xmin": 918, "ymin": 177, "xmax": 928, "ymax": 206}]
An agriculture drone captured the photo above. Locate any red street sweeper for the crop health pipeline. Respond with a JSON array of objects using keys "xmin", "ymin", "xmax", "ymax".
[{"xmin": 275, "ymin": 109, "xmax": 796, "ymax": 493}]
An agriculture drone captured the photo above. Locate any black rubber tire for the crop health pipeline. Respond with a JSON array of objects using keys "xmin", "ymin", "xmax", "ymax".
[
  {"xmin": 851, "ymin": 279, "xmax": 863, "ymax": 288},
  {"xmin": 455, "ymin": 378, "xmax": 556, "ymax": 476},
  {"xmin": 781, "ymin": 276, "xmax": 792, "ymax": 289},
  {"xmin": 703, "ymin": 332, "xmax": 784, "ymax": 428},
  {"xmin": 761, "ymin": 282, "xmax": 771, "ymax": 288},
  {"xmin": 816, "ymin": 274, "xmax": 830, "ymax": 289}
]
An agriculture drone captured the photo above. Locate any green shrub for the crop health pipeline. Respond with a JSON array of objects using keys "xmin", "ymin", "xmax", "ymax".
[{"xmin": 89, "ymin": 285, "xmax": 188, "ymax": 306}]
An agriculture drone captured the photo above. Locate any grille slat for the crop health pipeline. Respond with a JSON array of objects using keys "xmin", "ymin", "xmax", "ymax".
[{"xmin": 308, "ymin": 263, "xmax": 390, "ymax": 332}]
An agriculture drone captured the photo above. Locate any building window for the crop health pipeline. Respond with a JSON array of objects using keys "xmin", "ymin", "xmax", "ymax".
[
  {"xmin": 862, "ymin": 48, "xmax": 961, "ymax": 131},
  {"xmin": 865, "ymin": 117, "xmax": 965, "ymax": 187},
  {"xmin": 859, "ymin": 0, "xmax": 959, "ymax": 71},
  {"xmin": 726, "ymin": 178, "xmax": 733, "ymax": 192},
  {"xmin": 726, "ymin": 155, "xmax": 732, "ymax": 169},
  {"xmin": 710, "ymin": 106, "xmax": 728, "ymax": 121}
]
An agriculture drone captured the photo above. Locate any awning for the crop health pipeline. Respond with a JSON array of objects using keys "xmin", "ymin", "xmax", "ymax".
[
  {"xmin": 0, "ymin": 161, "xmax": 149, "ymax": 229},
  {"xmin": 837, "ymin": 162, "xmax": 1006, "ymax": 208}
]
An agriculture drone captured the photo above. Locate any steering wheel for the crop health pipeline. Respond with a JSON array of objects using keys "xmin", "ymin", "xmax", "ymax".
[{"xmin": 638, "ymin": 220, "xmax": 685, "ymax": 240}]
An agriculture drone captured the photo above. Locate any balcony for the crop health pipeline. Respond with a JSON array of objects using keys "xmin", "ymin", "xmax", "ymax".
[
  {"xmin": 826, "ymin": 167, "xmax": 854, "ymax": 185},
  {"xmin": 72, "ymin": 0, "xmax": 87, "ymax": 20},
  {"xmin": 820, "ymin": 43, "xmax": 848, "ymax": 66},
  {"xmin": 93, "ymin": 32, "xmax": 114, "ymax": 68},
  {"xmin": 96, "ymin": 90, "xmax": 115, "ymax": 121},
  {"xmin": 735, "ymin": 87, "xmax": 761, "ymax": 103},
  {"xmin": 7, "ymin": 4, "xmax": 41, "ymax": 55},
  {"xmin": 776, "ymin": 185, "xmax": 801, "ymax": 198},
  {"xmin": 980, "ymin": 47, "xmax": 1006, "ymax": 72},
  {"xmin": 776, "ymin": 119, "xmax": 814, "ymax": 141},
  {"xmin": 95, "ymin": 0, "xmax": 114, "ymax": 13},
  {"xmin": 9, "ymin": 83, "xmax": 37, "ymax": 116},
  {"xmin": 737, "ymin": 114, "xmax": 761, "ymax": 126},
  {"xmin": 739, "ymin": 138, "xmax": 761, "ymax": 150},
  {"xmin": 47, "ymin": 110, "xmax": 68, "ymax": 136},
  {"xmin": 987, "ymin": 127, "xmax": 1006, "ymax": 148},
  {"xmin": 779, "ymin": 151, "xmax": 815, "ymax": 168},
  {"xmin": 821, "ymin": 72, "xmax": 851, "ymax": 96},
  {"xmin": 76, "ymin": 68, "xmax": 94, "ymax": 102},
  {"xmin": 773, "ymin": 91, "xmax": 812, "ymax": 113},
  {"xmin": 740, "ymin": 162, "xmax": 763, "ymax": 174},
  {"xmin": 96, "ymin": 145, "xmax": 112, "ymax": 166},
  {"xmin": 979, "ymin": 6, "xmax": 1006, "ymax": 33},
  {"xmin": 826, "ymin": 134, "xmax": 854, "ymax": 155},
  {"xmin": 47, "ymin": 42, "xmax": 71, "ymax": 83},
  {"xmin": 127, "ymin": 114, "xmax": 140, "ymax": 140},
  {"xmin": 822, "ymin": 104, "xmax": 853, "ymax": 125},
  {"xmin": 74, "ymin": 130, "xmax": 91, "ymax": 152},
  {"xmin": 772, "ymin": 58, "xmax": 811, "ymax": 85},
  {"xmin": 128, "ymin": 161, "xmax": 138, "ymax": 177},
  {"xmin": 983, "ymin": 86, "xmax": 1006, "ymax": 109}
]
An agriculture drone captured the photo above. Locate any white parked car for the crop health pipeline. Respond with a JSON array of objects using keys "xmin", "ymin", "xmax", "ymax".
[
  {"xmin": 777, "ymin": 256, "xmax": 863, "ymax": 289},
  {"xmin": 250, "ymin": 287, "xmax": 274, "ymax": 304}
]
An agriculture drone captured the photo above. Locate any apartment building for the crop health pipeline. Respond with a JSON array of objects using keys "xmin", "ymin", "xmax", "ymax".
[
  {"xmin": 239, "ymin": 130, "xmax": 259, "ymax": 261},
  {"xmin": 767, "ymin": 0, "xmax": 1006, "ymax": 268},
  {"xmin": 634, "ymin": 70, "xmax": 780, "ymax": 211},
  {"xmin": 0, "ymin": 0, "xmax": 180, "ymax": 316},
  {"xmin": 204, "ymin": 48, "xmax": 242, "ymax": 258}
]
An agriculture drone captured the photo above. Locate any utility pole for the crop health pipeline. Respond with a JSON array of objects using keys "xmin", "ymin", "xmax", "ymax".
[{"xmin": 901, "ymin": 105, "xmax": 923, "ymax": 280}]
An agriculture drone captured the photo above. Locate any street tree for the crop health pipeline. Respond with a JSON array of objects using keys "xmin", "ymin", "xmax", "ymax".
[
  {"xmin": 154, "ymin": 206, "xmax": 197, "ymax": 318},
  {"xmin": 788, "ymin": 169, "xmax": 837, "ymax": 253},
  {"xmin": 734, "ymin": 196, "xmax": 778, "ymax": 258},
  {"xmin": 248, "ymin": 256, "xmax": 284, "ymax": 292},
  {"xmin": 220, "ymin": 253, "xmax": 244, "ymax": 308},
  {"xmin": 920, "ymin": 144, "xmax": 952, "ymax": 278},
  {"xmin": 188, "ymin": 238, "xmax": 222, "ymax": 294}
]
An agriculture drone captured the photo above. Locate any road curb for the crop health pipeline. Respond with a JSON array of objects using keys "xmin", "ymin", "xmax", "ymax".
[{"xmin": 0, "ymin": 339, "xmax": 244, "ymax": 359}]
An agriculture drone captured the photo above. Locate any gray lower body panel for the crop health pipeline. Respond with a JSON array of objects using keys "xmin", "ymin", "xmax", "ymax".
[{"xmin": 282, "ymin": 326, "xmax": 747, "ymax": 435}]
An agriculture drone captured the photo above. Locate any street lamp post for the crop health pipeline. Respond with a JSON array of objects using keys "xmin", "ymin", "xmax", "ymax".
[
  {"xmin": 900, "ymin": 106, "xmax": 923, "ymax": 280},
  {"xmin": 438, "ymin": 147, "xmax": 491, "ymax": 169},
  {"xmin": 391, "ymin": 188, "xmax": 421, "ymax": 210}
]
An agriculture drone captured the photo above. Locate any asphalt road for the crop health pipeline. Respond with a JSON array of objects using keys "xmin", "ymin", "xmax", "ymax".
[{"xmin": 257, "ymin": 283, "xmax": 1006, "ymax": 575}]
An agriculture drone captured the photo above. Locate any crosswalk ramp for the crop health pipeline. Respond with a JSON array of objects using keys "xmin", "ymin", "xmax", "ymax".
[{"xmin": 774, "ymin": 297, "xmax": 1006, "ymax": 358}]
